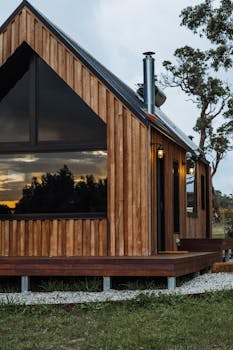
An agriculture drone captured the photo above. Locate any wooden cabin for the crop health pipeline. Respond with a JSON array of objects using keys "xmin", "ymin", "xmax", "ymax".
[{"xmin": 0, "ymin": 1, "xmax": 223, "ymax": 291}]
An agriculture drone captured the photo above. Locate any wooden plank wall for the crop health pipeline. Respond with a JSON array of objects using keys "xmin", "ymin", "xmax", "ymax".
[
  {"xmin": 0, "ymin": 219, "xmax": 107, "ymax": 257},
  {"xmin": 0, "ymin": 6, "xmax": 150, "ymax": 257},
  {"xmin": 151, "ymin": 129, "xmax": 186, "ymax": 252},
  {"xmin": 184, "ymin": 162, "xmax": 209, "ymax": 238}
]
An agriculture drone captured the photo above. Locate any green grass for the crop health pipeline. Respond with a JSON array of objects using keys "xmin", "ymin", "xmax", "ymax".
[
  {"xmin": 1, "ymin": 291, "xmax": 233, "ymax": 349},
  {"xmin": 212, "ymin": 222, "xmax": 225, "ymax": 238},
  {"xmin": 36, "ymin": 277, "xmax": 102, "ymax": 292}
]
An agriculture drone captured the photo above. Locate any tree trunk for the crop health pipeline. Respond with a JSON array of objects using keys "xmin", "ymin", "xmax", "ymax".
[{"xmin": 212, "ymin": 185, "xmax": 221, "ymax": 222}]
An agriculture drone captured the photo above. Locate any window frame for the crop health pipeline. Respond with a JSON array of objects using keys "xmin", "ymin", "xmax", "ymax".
[
  {"xmin": 0, "ymin": 49, "xmax": 107, "ymax": 219},
  {"xmin": 201, "ymin": 174, "xmax": 206, "ymax": 210},
  {"xmin": 173, "ymin": 160, "xmax": 180, "ymax": 233},
  {"xmin": 0, "ymin": 51, "xmax": 107, "ymax": 152},
  {"xmin": 186, "ymin": 166, "xmax": 197, "ymax": 217}
]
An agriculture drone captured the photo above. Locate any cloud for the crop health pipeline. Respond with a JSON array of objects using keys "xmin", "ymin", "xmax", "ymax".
[
  {"xmin": 213, "ymin": 152, "xmax": 233, "ymax": 195},
  {"xmin": 0, "ymin": 0, "xmax": 232, "ymax": 193}
]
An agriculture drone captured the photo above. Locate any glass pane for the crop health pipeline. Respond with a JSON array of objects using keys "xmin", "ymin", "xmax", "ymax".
[
  {"xmin": 186, "ymin": 173, "xmax": 196, "ymax": 214},
  {"xmin": 0, "ymin": 48, "xmax": 31, "ymax": 142},
  {"xmin": 173, "ymin": 160, "xmax": 179, "ymax": 232},
  {"xmin": 0, "ymin": 151, "xmax": 107, "ymax": 215},
  {"xmin": 201, "ymin": 175, "xmax": 206, "ymax": 210},
  {"xmin": 38, "ymin": 58, "xmax": 106, "ymax": 146}
]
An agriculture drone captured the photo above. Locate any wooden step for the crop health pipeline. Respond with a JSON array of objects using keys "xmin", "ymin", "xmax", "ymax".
[
  {"xmin": 212, "ymin": 262, "xmax": 233, "ymax": 273},
  {"xmin": 159, "ymin": 251, "xmax": 189, "ymax": 254}
]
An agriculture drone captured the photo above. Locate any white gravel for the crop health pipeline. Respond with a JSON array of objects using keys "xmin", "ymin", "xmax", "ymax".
[{"xmin": 1, "ymin": 272, "xmax": 233, "ymax": 305}]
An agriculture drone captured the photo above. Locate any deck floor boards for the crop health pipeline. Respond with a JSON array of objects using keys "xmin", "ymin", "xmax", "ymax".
[
  {"xmin": 180, "ymin": 239, "xmax": 233, "ymax": 252},
  {"xmin": 0, "ymin": 252, "xmax": 221, "ymax": 278}
]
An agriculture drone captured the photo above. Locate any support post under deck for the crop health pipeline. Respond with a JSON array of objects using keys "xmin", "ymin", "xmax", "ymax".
[
  {"xmin": 225, "ymin": 249, "xmax": 230, "ymax": 262},
  {"xmin": 103, "ymin": 277, "xmax": 111, "ymax": 291},
  {"xmin": 167, "ymin": 277, "xmax": 176, "ymax": 290},
  {"xmin": 21, "ymin": 276, "xmax": 29, "ymax": 293}
]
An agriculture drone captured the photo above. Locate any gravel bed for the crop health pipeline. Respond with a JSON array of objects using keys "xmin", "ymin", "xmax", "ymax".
[{"xmin": 1, "ymin": 272, "xmax": 233, "ymax": 305}]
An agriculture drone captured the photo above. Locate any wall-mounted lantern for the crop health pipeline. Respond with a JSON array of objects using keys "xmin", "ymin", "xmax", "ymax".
[
  {"xmin": 157, "ymin": 145, "xmax": 164, "ymax": 159},
  {"xmin": 188, "ymin": 160, "xmax": 195, "ymax": 175},
  {"xmin": 182, "ymin": 152, "xmax": 196, "ymax": 175}
]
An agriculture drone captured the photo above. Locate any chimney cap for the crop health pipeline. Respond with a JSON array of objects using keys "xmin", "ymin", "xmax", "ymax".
[{"xmin": 143, "ymin": 51, "xmax": 155, "ymax": 57}]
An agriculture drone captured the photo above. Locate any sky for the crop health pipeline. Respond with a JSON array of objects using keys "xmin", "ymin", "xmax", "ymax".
[{"xmin": 0, "ymin": 0, "xmax": 232, "ymax": 194}]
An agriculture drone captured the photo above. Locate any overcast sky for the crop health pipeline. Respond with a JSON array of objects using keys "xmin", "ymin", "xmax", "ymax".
[{"xmin": 0, "ymin": 0, "xmax": 232, "ymax": 194}]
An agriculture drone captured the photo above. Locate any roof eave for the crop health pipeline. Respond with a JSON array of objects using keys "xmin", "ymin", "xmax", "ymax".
[{"xmin": 0, "ymin": 1, "xmax": 149, "ymax": 128}]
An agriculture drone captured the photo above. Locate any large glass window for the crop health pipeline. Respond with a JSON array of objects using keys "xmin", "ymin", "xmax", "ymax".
[
  {"xmin": 173, "ymin": 160, "xmax": 180, "ymax": 232},
  {"xmin": 0, "ymin": 45, "xmax": 31, "ymax": 142},
  {"xmin": 0, "ymin": 151, "xmax": 107, "ymax": 215},
  {"xmin": 0, "ymin": 44, "xmax": 107, "ymax": 217},
  {"xmin": 201, "ymin": 175, "xmax": 206, "ymax": 210},
  {"xmin": 38, "ymin": 59, "xmax": 106, "ymax": 146},
  {"xmin": 186, "ymin": 165, "xmax": 197, "ymax": 215}
]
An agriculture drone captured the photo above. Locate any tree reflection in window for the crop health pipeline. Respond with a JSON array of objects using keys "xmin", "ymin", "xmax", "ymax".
[
  {"xmin": 15, "ymin": 166, "xmax": 106, "ymax": 213},
  {"xmin": 0, "ymin": 152, "xmax": 107, "ymax": 215}
]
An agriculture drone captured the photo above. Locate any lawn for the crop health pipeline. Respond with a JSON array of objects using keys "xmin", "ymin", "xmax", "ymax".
[
  {"xmin": 212, "ymin": 222, "xmax": 225, "ymax": 238},
  {"xmin": 1, "ymin": 291, "xmax": 233, "ymax": 350}
]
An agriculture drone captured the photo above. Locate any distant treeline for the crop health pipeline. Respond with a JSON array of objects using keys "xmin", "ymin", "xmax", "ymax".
[
  {"xmin": 0, "ymin": 165, "xmax": 107, "ymax": 214},
  {"xmin": 215, "ymin": 190, "xmax": 233, "ymax": 209}
]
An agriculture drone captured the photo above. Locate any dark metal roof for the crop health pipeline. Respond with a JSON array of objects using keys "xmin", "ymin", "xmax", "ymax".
[{"xmin": 0, "ymin": 0, "xmax": 200, "ymax": 155}]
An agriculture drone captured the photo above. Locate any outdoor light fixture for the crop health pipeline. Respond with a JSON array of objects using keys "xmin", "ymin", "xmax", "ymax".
[
  {"xmin": 186, "ymin": 159, "xmax": 195, "ymax": 175},
  {"xmin": 182, "ymin": 152, "xmax": 196, "ymax": 174},
  {"xmin": 157, "ymin": 145, "xmax": 164, "ymax": 159},
  {"xmin": 188, "ymin": 161, "xmax": 195, "ymax": 175},
  {"xmin": 185, "ymin": 152, "xmax": 192, "ymax": 161}
]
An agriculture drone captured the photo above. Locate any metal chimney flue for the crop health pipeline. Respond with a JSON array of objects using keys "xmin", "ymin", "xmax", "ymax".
[{"xmin": 143, "ymin": 51, "xmax": 155, "ymax": 114}]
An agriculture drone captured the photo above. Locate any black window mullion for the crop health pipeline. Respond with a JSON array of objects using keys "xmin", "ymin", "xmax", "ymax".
[{"xmin": 29, "ymin": 55, "xmax": 38, "ymax": 145}]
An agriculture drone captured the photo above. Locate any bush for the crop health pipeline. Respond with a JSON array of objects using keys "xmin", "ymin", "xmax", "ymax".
[{"xmin": 224, "ymin": 210, "xmax": 233, "ymax": 238}]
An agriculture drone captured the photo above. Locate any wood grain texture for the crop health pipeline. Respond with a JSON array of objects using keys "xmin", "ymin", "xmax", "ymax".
[
  {"xmin": 0, "ymin": 4, "xmax": 211, "ymax": 259},
  {"xmin": 180, "ymin": 238, "xmax": 233, "ymax": 252},
  {"xmin": 185, "ymin": 162, "xmax": 210, "ymax": 239},
  {"xmin": 151, "ymin": 129, "xmax": 187, "ymax": 252},
  {"xmin": 0, "ymin": 33, "xmax": 3, "ymax": 65},
  {"xmin": 0, "ymin": 252, "xmax": 221, "ymax": 277},
  {"xmin": 0, "ymin": 5, "xmax": 151, "ymax": 258},
  {"xmin": 0, "ymin": 219, "xmax": 107, "ymax": 257}
]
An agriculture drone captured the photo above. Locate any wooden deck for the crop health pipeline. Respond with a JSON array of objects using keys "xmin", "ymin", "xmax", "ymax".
[
  {"xmin": 0, "ymin": 252, "xmax": 221, "ymax": 278},
  {"xmin": 180, "ymin": 239, "xmax": 233, "ymax": 252}
]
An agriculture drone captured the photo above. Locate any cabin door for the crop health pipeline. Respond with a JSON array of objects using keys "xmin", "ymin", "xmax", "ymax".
[{"xmin": 157, "ymin": 157, "xmax": 165, "ymax": 251}]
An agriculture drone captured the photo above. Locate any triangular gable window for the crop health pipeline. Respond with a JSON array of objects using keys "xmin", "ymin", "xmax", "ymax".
[
  {"xmin": 0, "ymin": 44, "xmax": 32, "ymax": 142},
  {"xmin": 0, "ymin": 43, "xmax": 106, "ymax": 150},
  {"xmin": 38, "ymin": 56, "xmax": 106, "ymax": 146},
  {"xmin": 0, "ymin": 43, "xmax": 107, "ymax": 217}
]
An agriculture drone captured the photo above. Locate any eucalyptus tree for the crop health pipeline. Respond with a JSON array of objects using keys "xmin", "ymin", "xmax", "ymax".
[
  {"xmin": 180, "ymin": 0, "xmax": 233, "ymax": 70},
  {"xmin": 162, "ymin": 46, "xmax": 233, "ymax": 178},
  {"xmin": 161, "ymin": 0, "xmax": 233, "ymax": 179}
]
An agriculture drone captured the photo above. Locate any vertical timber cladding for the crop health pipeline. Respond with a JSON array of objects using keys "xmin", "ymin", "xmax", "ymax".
[
  {"xmin": 0, "ymin": 219, "xmax": 107, "ymax": 257},
  {"xmin": 151, "ymin": 128, "xmax": 186, "ymax": 251},
  {"xmin": 0, "ymin": 6, "xmax": 150, "ymax": 257},
  {"xmin": 185, "ymin": 161, "xmax": 210, "ymax": 238},
  {"xmin": 107, "ymin": 95, "xmax": 150, "ymax": 257}
]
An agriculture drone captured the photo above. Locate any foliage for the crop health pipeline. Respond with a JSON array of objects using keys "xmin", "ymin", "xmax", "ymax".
[
  {"xmin": 14, "ymin": 165, "xmax": 107, "ymax": 213},
  {"xmin": 180, "ymin": 0, "xmax": 233, "ymax": 70},
  {"xmin": 112, "ymin": 277, "xmax": 166, "ymax": 290},
  {"xmin": 162, "ymin": 47, "xmax": 233, "ymax": 178},
  {"xmin": 37, "ymin": 277, "xmax": 102, "ymax": 293},
  {"xmin": 2, "ymin": 291, "xmax": 233, "ymax": 349},
  {"xmin": 225, "ymin": 217, "xmax": 233, "ymax": 238},
  {"xmin": 219, "ymin": 206, "xmax": 233, "ymax": 238},
  {"xmin": 215, "ymin": 190, "xmax": 233, "ymax": 209},
  {"xmin": 0, "ymin": 205, "xmax": 11, "ymax": 214},
  {"xmin": 161, "ymin": 0, "xmax": 233, "ymax": 180}
]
